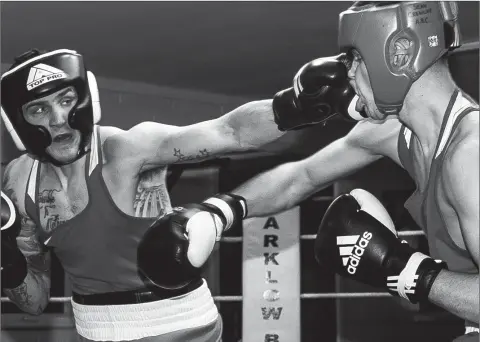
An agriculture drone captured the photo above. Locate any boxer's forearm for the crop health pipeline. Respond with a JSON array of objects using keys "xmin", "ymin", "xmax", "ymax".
[
  {"xmin": 3, "ymin": 270, "xmax": 51, "ymax": 315},
  {"xmin": 234, "ymin": 162, "xmax": 318, "ymax": 218},
  {"xmin": 223, "ymin": 99, "xmax": 284, "ymax": 150},
  {"xmin": 428, "ymin": 270, "xmax": 479, "ymax": 324}
]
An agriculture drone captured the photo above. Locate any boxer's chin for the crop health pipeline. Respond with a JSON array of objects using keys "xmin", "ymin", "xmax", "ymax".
[
  {"xmin": 355, "ymin": 96, "xmax": 370, "ymax": 119},
  {"xmin": 355, "ymin": 96, "xmax": 366, "ymax": 113},
  {"xmin": 46, "ymin": 134, "xmax": 81, "ymax": 165}
]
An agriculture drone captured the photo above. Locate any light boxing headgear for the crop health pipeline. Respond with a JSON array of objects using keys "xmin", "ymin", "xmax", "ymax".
[
  {"xmin": 1, "ymin": 49, "xmax": 101, "ymax": 165},
  {"xmin": 338, "ymin": 1, "xmax": 461, "ymax": 115}
]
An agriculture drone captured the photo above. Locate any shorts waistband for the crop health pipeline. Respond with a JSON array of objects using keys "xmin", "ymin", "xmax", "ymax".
[
  {"xmin": 72, "ymin": 278, "xmax": 203, "ymax": 305},
  {"xmin": 71, "ymin": 279, "xmax": 219, "ymax": 341}
]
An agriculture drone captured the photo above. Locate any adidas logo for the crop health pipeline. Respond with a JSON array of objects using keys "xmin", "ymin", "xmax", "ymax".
[
  {"xmin": 26, "ymin": 63, "xmax": 68, "ymax": 91},
  {"xmin": 386, "ymin": 274, "xmax": 418, "ymax": 296},
  {"xmin": 337, "ymin": 231, "xmax": 372, "ymax": 274}
]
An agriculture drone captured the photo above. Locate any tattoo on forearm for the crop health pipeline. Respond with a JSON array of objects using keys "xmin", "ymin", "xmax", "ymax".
[
  {"xmin": 173, "ymin": 148, "xmax": 210, "ymax": 162},
  {"xmin": 5, "ymin": 279, "xmax": 45, "ymax": 315},
  {"xmin": 9, "ymin": 283, "xmax": 34, "ymax": 307},
  {"xmin": 21, "ymin": 237, "xmax": 42, "ymax": 252}
]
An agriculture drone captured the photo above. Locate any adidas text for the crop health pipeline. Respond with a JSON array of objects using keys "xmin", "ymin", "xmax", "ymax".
[{"xmin": 347, "ymin": 231, "xmax": 372, "ymax": 275}]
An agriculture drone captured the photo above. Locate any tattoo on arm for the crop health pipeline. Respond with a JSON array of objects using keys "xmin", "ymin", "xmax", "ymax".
[
  {"xmin": 134, "ymin": 168, "xmax": 172, "ymax": 217},
  {"xmin": 6, "ymin": 283, "xmax": 42, "ymax": 315},
  {"xmin": 173, "ymin": 148, "xmax": 211, "ymax": 163},
  {"xmin": 4, "ymin": 236, "xmax": 51, "ymax": 314}
]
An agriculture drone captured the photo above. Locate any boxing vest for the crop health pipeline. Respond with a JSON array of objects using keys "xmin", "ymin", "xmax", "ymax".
[
  {"xmin": 397, "ymin": 89, "xmax": 478, "ymax": 274},
  {"xmin": 24, "ymin": 126, "xmax": 157, "ymax": 294}
]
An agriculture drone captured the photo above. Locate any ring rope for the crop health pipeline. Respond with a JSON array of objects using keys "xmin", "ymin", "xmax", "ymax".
[
  {"xmin": 0, "ymin": 231, "xmax": 420, "ymax": 305},
  {"xmin": 0, "ymin": 292, "xmax": 392, "ymax": 304},
  {"xmin": 221, "ymin": 230, "xmax": 424, "ymax": 242}
]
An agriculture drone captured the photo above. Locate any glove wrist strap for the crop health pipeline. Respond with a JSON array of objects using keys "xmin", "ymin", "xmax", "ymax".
[
  {"xmin": 415, "ymin": 257, "xmax": 447, "ymax": 304},
  {"xmin": 391, "ymin": 250, "xmax": 447, "ymax": 304},
  {"xmin": 203, "ymin": 193, "xmax": 247, "ymax": 239}
]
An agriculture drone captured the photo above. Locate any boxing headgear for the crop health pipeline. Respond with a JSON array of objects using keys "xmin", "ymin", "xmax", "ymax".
[
  {"xmin": 338, "ymin": 1, "xmax": 461, "ymax": 115},
  {"xmin": 1, "ymin": 49, "xmax": 101, "ymax": 165}
]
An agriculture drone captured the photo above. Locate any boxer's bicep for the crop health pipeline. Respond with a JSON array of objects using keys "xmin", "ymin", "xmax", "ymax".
[
  {"xmin": 444, "ymin": 142, "xmax": 479, "ymax": 266},
  {"xmin": 302, "ymin": 136, "xmax": 382, "ymax": 189},
  {"xmin": 346, "ymin": 117, "xmax": 403, "ymax": 165}
]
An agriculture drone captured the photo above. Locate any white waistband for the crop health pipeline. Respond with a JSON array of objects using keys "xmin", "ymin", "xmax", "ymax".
[
  {"xmin": 71, "ymin": 280, "xmax": 218, "ymax": 341},
  {"xmin": 465, "ymin": 326, "xmax": 479, "ymax": 334}
]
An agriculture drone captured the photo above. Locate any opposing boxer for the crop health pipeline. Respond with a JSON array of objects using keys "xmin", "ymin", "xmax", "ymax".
[
  {"xmin": 1, "ymin": 49, "xmax": 355, "ymax": 341},
  {"xmin": 184, "ymin": 2, "xmax": 479, "ymax": 340}
]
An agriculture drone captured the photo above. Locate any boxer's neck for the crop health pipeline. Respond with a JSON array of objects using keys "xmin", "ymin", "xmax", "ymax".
[
  {"xmin": 49, "ymin": 156, "xmax": 86, "ymax": 191},
  {"xmin": 398, "ymin": 68, "xmax": 457, "ymax": 160}
]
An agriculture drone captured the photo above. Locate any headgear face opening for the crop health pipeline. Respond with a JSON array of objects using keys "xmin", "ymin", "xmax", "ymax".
[
  {"xmin": 338, "ymin": 1, "xmax": 461, "ymax": 115},
  {"xmin": 1, "ymin": 49, "xmax": 101, "ymax": 165}
]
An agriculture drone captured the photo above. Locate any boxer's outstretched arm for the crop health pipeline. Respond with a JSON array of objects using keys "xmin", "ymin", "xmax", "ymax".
[
  {"xmin": 428, "ymin": 140, "xmax": 479, "ymax": 324},
  {"xmin": 232, "ymin": 118, "xmax": 403, "ymax": 217},
  {"xmin": 2, "ymin": 224, "xmax": 52, "ymax": 315},
  {"xmin": 2, "ymin": 163, "xmax": 51, "ymax": 315},
  {"xmin": 235, "ymin": 135, "xmax": 382, "ymax": 217},
  {"xmin": 104, "ymin": 100, "xmax": 284, "ymax": 171}
]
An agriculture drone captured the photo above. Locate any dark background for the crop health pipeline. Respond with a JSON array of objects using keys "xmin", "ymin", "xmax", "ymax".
[{"xmin": 1, "ymin": 2, "xmax": 479, "ymax": 342}]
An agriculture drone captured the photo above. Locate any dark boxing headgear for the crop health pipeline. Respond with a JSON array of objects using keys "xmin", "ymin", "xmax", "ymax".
[
  {"xmin": 1, "ymin": 49, "xmax": 101, "ymax": 165},
  {"xmin": 338, "ymin": 1, "xmax": 461, "ymax": 115}
]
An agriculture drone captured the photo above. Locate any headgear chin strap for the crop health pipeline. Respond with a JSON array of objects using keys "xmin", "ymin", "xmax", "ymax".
[
  {"xmin": 338, "ymin": 1, "xmax": 461, "ymax": 115},
  {"xmin": 1, "ymin": 49, "xmax": 101, "ymax": 165}
]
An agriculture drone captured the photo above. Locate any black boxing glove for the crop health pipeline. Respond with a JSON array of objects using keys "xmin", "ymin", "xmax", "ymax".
[
  {"xmin": 273, "ymin": 53, "xmax": 366, "ymax": 131},
  {"xmin": 314, "ymin": 189, "xmax": 446, "ymax": 304},
  {"xmin": 138, "ymin": 193, "xmax": 246, "ymax": 290},
  {"xmin": 1, "ymin": 191, "xmax": 28, "ymax": 289}
]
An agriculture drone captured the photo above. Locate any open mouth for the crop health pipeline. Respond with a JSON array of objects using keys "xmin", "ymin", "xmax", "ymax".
[
  {"xmin": 355, "ymin": 97, "xmax": 365, "ymax": 113},
  {"xmin": 53, "ymin": 133, "xmax": 73, "ymax": 143}
]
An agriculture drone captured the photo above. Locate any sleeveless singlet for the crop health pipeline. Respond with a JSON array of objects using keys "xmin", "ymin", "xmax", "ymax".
[
  {"xmin": 397, "ymin": 89, "xmax": 478, "ymax": 274},
  {"xmin": 24, "ymin": 126, "xmax": 157, "ymax": 294}
]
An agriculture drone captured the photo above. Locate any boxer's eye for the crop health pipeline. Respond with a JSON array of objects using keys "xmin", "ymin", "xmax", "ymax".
[
  {"xmin": 61, "ymin": 98, "xmax": 73, "ymax": 106},
  {"xmin": 29, "ymin": 105, "xmax": 48, "ymax": 115},
  {"xmin": 60, "ymin": 93, "xmax": 77, "ymax": 107}
]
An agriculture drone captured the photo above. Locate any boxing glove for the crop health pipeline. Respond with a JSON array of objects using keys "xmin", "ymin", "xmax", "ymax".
[
  {"xmin": 137, "ymin": 193, "xmax": 246, "ymax": 290},
  {"xmin": 1, "ymin": 191, "xmax": 28, "ymax": 289},
  {"xmin": 314, "ymin": 189, "xmax": 446, "ymax": 304},
  {"xmin": 273, "ymin": 53, "xmax": 366, "ymax": 131}
]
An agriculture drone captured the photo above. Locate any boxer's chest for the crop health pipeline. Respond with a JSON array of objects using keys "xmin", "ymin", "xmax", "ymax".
[
  {"xmin": 408, "ymin": 139, "xmax": 431, "ymax": 194},
  {"xmin": 36, "ymin": 166, "xmax": 172, "ymax": 235},
  {"xmin": 37, "ymin": 173, "xmax": 89, "ymax": 235},
  {"xmin": 409, "ymin": 139, "xmax": 465, "ymax": 249}
]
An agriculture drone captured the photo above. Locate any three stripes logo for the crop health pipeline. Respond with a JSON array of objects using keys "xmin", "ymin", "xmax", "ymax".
[
  {"xmin": 386, "ymin": 252, "xmax": 429, "ymax": 299},
  {"xmin": 26, "ymin": 63, "xmax": 68, "ymax": 91},
  {"xmin": 387, "ymin": 274, "xmax": 418, "ymax": 297},
  {"xmin": 336, "ymin": 231, "xmax": 372, "ymax": 274}
]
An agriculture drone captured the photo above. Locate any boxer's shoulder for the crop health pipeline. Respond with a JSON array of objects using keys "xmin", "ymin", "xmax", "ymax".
[
  {"xmin": 439, "ymin": 114, "xmax": 478, "ymax": 205},
  {"xmin": 98, "ymin": 125, "xmax": 125, "ymax": 145},
  {"xmin": 444, "ymin": 112, "xmax": 478, "ymax": 165},
  {"xmin": 2, "ymin": 154, "xmax": 34, "ymax": 213}
]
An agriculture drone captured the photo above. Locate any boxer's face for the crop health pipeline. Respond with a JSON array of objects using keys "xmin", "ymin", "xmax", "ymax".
[
  {"xmin": 348, "ymin": 50, "xmax": 387, "ymax": 120},
  {"xmin": 22, "ymin": 86, "xmax": 81, "ymax": 164}
]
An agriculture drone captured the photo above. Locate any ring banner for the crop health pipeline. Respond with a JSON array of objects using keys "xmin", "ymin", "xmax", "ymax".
[{"xmin": 242, "ymin": 207, "xmax": 301, "ymax": 342}]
